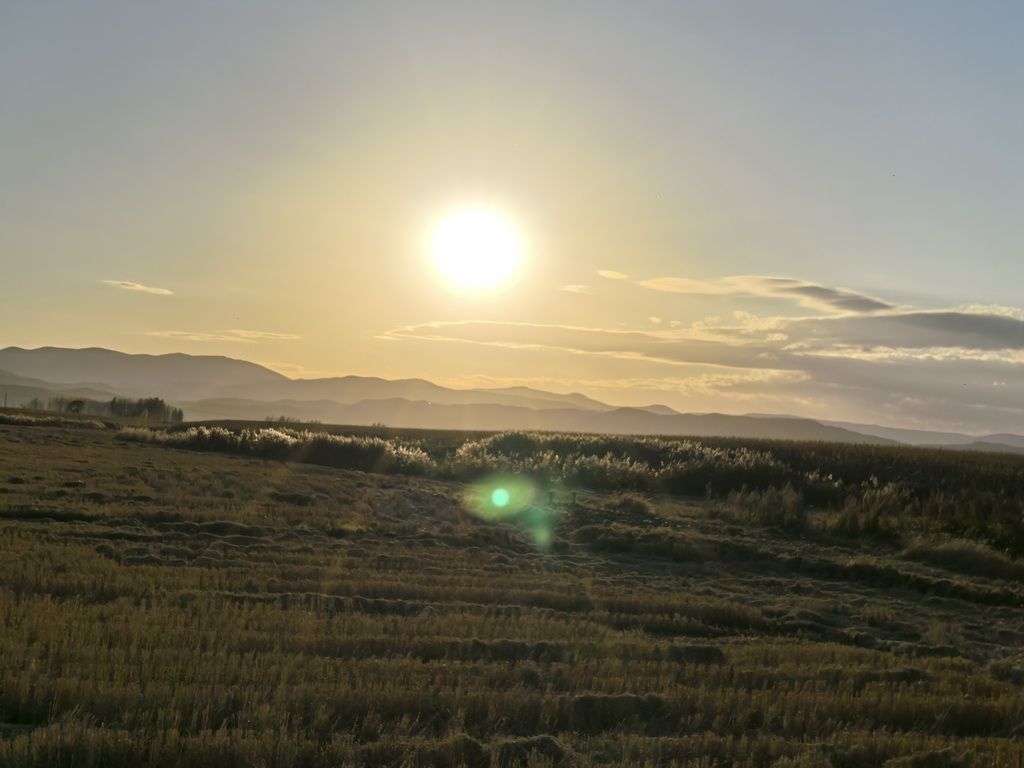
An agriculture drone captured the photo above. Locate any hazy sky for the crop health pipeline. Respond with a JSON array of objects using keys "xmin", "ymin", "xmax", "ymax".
[{"xmin": 2, "ymin": 2, "xmax": 1022, "ymax": 434}]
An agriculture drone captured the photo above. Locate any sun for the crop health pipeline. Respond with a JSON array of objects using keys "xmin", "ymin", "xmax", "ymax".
[{"xmin": 431, "ymin": 210, "xmax": 522, "ymax": 288}]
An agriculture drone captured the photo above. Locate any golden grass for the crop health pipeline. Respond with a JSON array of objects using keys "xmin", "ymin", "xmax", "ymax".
[{"xmin": 1, "ymin": 421, "xmax": 1023, "ymax": 766}]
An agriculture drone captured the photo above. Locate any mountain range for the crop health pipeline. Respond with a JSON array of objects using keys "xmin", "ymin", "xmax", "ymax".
[{"xmin": 2, "ymin": 345, "xmax": 1022, "ymax": 452}]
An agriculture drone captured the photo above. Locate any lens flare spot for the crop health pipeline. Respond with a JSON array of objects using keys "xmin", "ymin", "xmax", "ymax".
[
  {"xmin": 462, "ymin": 475, "xmax": 559, "ymax": 551},
  {"xmin": 533, "ymin": 527, "xmax": 553, "ymax": 550}
]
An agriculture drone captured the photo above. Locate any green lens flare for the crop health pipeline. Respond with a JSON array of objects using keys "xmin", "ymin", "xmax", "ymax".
[{"xmin": 463, "ymin": 474, "xmax": 558, "ymax": 551}]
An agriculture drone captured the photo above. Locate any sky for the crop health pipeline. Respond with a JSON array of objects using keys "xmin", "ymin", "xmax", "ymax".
[{"xmin": 2, "ymin": 2, "xmax": 1022, "ymax": 435}]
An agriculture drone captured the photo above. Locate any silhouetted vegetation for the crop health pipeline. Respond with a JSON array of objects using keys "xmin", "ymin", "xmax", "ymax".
[
  {"xmin": 43, "ymin": 395, "xmax": 184, "ymax": 422},
  {"xmin": 122, "ymin": 426, "xmax": 1024, "ymax": 555}
]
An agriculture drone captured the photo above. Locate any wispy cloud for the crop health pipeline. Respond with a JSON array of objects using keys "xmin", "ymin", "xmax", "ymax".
[
  {"xmin": 793, "ymin": 346, "xmax": 1024, "ymax": 364},
  {"xmin": 384, "ymin": 306, "xmax": 1024, "ymax": 367},
  {"xmin": 103, "ymin": 280, "xmax": 173, "ymax": 295},
  {"xmin": 381, "ymin": 319, "xmax": 777, "ymax": 369},
  {"xmin": 148, "ymin": 331, "xmax": 252, "ymax": 343},
  {"xmin": 759, "ymin": 278, "xmax": 894, "ymax": 313},
  {"xmin": 597, "ymin": 270, "xmax": 630, "ymax": 280},
  {"xmin": 147, "ymin": 329, "xmax": 300, "ymax": 343},
  {"xmin": 784, "ymin": 311, "xmax": 1024, "ymax": 352},
  {"xmin": 560, "ymin": 284, "xmax": 597, "ymax": 294},
  {"xmin": 227, "ymin": 329, "xmax": 301, "ymax": 341},
  {"xmin": 955, "ymin": 304, "xmax": 1024, "ymax": 321},
  {"xmin": 429, "ymin": 371, "xmax": 801, "ymax": 397},
  {"xmin": 638, "ymin": 275, "xmax": 894, "ymax": 314},
  {"xmin": 637, "ymin": 277, "xmax": 727, "ymax": 295}
]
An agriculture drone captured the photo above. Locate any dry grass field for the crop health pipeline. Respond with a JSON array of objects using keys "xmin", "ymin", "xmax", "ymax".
[{"xmin": 2, "ymin": 415, "xmax": 1023, "ymax": 767}]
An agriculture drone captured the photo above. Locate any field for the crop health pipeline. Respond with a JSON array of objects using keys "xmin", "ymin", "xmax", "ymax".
[{"xmin": 2, "ymin": 414, "xmax": 1024, "ymax": 767}]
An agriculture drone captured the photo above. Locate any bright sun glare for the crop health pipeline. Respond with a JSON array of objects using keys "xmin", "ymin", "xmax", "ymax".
[{"xmin": 431, "ymin": 210, "xmax": 522, "ymax": 288}]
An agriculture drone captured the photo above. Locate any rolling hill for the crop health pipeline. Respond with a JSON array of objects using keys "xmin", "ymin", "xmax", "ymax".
[{"xmin": 2, "ymin": 345, "xmax": 1021, "ymax": 449}]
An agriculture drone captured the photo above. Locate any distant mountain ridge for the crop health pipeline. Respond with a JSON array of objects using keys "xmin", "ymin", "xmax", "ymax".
[
  {"xmin": 0, "ymin": 347, "xmax": 603, "ymax": 412},
  {"xmin": 178, "ymin": 396, "xmax": 895, "ymax": 443},
  {"xmin": 0, "ymin": 367, "xmax": 121, "ymax": 404},
  {"xmin": 472, "ymin": 386, "xmax": 615, "ymax": 411},
  {"xmin": 2, "ymin": 345, "xmax": 1022, "ymax": 450},
  {"xmin": 744, "ymin": 412, "xmax": 1024, "ymax": 453},
  {"xmin": 0, "ymin": 346, "xmax": 285, "ymax": 400}
]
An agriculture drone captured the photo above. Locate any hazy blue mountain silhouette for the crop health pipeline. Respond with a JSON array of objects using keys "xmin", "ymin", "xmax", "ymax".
[
  {"xmin": 973, "ymin": 433, "xmax": 1024, "ymax": 449},
  {"xmin": 816, "ymin": 419, "xmax": 988, "ymax": 446},
  {"xmin": 236, "ymin": 377, "xmax": 618, "ymax": 412},
  {"xmin": 0, "ymin": 367, "xmax": 120, "ymax": 404},
  {"xmin": 0, "ymin": 346, "xmax": 285, "ymax": 400},
  {"xmin": 0, "ymin": 347, "xmax": 611, "ymax": 411},
  {"xmin": 2, "ymin": 345, "xmax": 1021, "ymax": 449},
  {"xmin": 180, "ymin": 396, "xmax": 896, "ymax": 443}
]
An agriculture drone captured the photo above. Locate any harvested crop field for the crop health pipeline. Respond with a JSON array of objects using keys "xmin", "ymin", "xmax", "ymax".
[{"xmin": 2, "ymin": 420, "xmax": 1023, "ymax": 767}]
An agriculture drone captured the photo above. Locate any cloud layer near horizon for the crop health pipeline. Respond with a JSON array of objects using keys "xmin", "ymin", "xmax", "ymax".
[
  {"xmin": 384, "ymin": 309, "xmax": 1024, "ymax": 365},
  {"xmin": 383, "ymin": 288, "xmax": 1024, "ymax": 433}
]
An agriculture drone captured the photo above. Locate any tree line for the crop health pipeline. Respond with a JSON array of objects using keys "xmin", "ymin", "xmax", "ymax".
[{"xmin": 27, "ymin": 395, "xmax": 184, "ymax": 422}]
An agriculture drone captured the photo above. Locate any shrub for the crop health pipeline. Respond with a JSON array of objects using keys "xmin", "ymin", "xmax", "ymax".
[
  {"xmin": 725, "ymin": 483, "xmax": 806, "ymax": 530},
  {"xmin": 902, "ymin": 537, "xmax": 1024, "ymax": 581}
]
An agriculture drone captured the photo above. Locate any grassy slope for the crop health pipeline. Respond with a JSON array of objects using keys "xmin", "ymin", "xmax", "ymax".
[{"xmin": 1, "ymin": 421, "xmax": 1022, "ymax": 767}]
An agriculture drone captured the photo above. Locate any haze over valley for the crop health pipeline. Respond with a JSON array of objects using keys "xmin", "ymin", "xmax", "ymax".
[{"xmin": 4, "ymin": 345, "xmax": 1024, "ymax": 454}]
